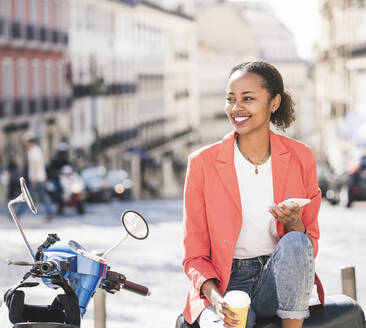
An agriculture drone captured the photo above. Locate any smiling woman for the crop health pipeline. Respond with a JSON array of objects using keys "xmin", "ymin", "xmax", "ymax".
[
  {"xmin": 226, "ymin": 62, "xmax": 295, "ymax": 134},
  {"xmin": 181, "ymin": 61, "xmax": 323, "ymax": 328}
]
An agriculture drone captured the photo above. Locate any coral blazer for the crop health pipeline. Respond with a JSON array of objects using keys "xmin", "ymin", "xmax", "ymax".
[{"xmin": 182, "ymin": 130, "xmax": 324, "ymax": 324}]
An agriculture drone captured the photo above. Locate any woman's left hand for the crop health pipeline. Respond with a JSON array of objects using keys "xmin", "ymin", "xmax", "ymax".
[{"xmin": 269, "ymin": 203, "xmax": 304, "ymax": 232}]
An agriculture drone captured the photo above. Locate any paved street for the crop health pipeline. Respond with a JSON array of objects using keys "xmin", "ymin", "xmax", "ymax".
[{"xmin": 0, "ymin": 198, "xmax": 365, "ymax": 327}]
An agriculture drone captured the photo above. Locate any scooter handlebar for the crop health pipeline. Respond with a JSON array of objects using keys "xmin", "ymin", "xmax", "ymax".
[
  {"xmin": 122, "ymin": 280, "xmax": 150, "ymax": 296},
  {"xmin": 105, "ymin": 270, "xmax": 150, "ymax": 296},
  {"xmin": 38, "ymin": 261, "xmax": 58, "ymax": 274}
]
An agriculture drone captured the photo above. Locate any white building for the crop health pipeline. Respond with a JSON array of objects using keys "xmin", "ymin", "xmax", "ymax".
[
  {"xmin": 67, "ymin": 0, "xmax": 138, "ymax": 170},
  {"xmin": 67, "ymin": 0, "xmax": 197, "ymax": 198},
  {"xmin": 195, "ymin": 2, "xmax": 257, "ymax": 145},
  {"xmin": 134, "ymin": 1, "xmax": 198, "ymax": 198},
  {"xmin": 195, "ymin": 2, "xmax": 317, "ymax": 149},
  {"xmin": 315, "ymin": 0, "xmax": 366, "ymax": 172}
]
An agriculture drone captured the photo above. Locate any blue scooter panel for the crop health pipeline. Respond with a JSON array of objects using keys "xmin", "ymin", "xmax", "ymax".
[{"xmin": 41, "ymin": 241, "xmax": 107, "ymax": 316}]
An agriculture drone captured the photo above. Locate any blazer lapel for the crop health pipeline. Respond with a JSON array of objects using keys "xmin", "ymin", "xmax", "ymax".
[
  {"xmin": 270, "ymin": 130, "xmax": 291, "ymax": 205},
  {"xmin": 213, "ymin": 130, "xmax": 291, "ymax": 216},
  {"xmin": 214, "ymin": 131, "xmax": 242, "ymax": 214}
]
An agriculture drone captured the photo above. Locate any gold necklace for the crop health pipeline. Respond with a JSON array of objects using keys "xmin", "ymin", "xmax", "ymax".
[
  {"xmin": 239, "ymin": 143, "xmax": 270, "ymax": 174},
  {"xmin": 243, "ymin": 153, "xmax": 268, "ymax": 174}
]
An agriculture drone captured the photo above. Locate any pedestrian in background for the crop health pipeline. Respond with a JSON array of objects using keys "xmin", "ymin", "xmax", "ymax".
[
  {"xmin": 182, "ymin": 61, "xmax": 323, "ymax": 328},
  {"xmin": 48, "ymin": 142, "xmax": 70, "ymax": 215},
  {"xmin": 7, "ymin": 160, "xmax": 20, "ymax": 201},
  {"xmin": 24, "ymin": 132, "xmax": 55, "ymax": 221}
]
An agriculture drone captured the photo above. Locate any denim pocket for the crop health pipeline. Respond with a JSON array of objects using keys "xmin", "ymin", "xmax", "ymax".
[
  {"xmin": 230, "ymin": 259, "xmax": 262, "ymax": 281},
  {"xmin": 227, "ymin": 261, "xmax": 261, "ymax": 293}
]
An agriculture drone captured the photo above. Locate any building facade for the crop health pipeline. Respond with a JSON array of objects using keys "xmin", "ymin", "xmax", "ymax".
[
  {"xmin": 67, "ymin": 0, "xmax": 197, "ymax": 198},
  {"xmin": 0, "ymin": 0, "xmax": 70, "ymax": 168},
  {"xmin": 67, "ymin": 0, "xmax": 138, "ymax": 171},
  {"xmin": 195, "ymin": 2, "xmax": 317, "ymax": 150},
  {"xmin": 315, "ymin": 0, "xmax": 366, "ymax": 172}
]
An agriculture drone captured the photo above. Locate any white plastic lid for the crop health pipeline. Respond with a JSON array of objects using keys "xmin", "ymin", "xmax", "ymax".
[{"xmin": 224, "ymin": 291, "xmax": 251, "ymax": 308}]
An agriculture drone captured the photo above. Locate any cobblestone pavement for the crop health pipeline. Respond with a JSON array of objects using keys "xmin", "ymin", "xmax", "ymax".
[{"xmin": 0, "ymin": 198, "xmax": 365, "ymax": 327}]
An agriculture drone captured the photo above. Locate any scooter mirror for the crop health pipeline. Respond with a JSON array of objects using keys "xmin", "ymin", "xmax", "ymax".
[
  {"xmin": 121, "ymin": 210, "xmax": 149, "ymax": 240},
  {"xmin": 20, "ymin": 177, "xmax": 37, "ymax": 214},
  {"xmin": 101, "ymin": 210, "xmax": 149, "ymax": 258}
]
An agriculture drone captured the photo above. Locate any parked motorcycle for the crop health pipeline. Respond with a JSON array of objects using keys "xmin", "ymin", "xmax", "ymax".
[
  {"xmin": 46, "ymin": 165, "xmax": 85, "ymax": 215},
  {"xmin": 0, "ymin": 177, "xmax": 150, "ymax": 328}
]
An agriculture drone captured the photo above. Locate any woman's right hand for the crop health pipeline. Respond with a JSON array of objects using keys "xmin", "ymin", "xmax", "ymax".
[
  {"xmin": 201, "ymin": 280, "xmax": 241, "ymax": 327},
  {"xmin": 213, "ymin": 299, "xmax": 241, "ymax": 327}
]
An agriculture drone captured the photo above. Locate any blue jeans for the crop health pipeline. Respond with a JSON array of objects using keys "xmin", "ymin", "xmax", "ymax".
[
  {"xmin": 198, "ymin": 232, "xmax": 315, "ymax": 328},
  {"xmin": 33, "ymin": 182, "xmax": 54, "ymax": 217}
]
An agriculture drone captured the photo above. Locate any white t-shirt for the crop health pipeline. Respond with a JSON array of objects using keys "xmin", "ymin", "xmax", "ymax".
[
  {"xmin": 28, "ymin": 144, "xmax": 47, "ymax": 183},
  {"xmin": 233, "ymin": 140, "xmax": 278, "ymax": 259}
]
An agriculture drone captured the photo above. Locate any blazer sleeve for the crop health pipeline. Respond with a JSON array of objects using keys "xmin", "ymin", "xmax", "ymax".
[
  {"xmin": 182, "ymin": 154, "xmax": 220, "ymax": 295},
  {"xmin": 302, "ymin": 147, "xmax": 321, "ymax": 257}
]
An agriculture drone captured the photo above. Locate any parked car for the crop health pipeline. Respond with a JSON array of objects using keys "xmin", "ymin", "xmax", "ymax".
[
  {"xmin": 80, "ymin": 166, "xmax": 112, "ymax": 202},
  {"xmin": 317, "ymin": 163, "xmax": 334, "ymax": 198},
  {"xmin": 325, "ymin": 172, "xmax": 349, "ymax": 206},
  {"xmin": 326, "ymin": 155, "xmax": 366, "ymax": 207},
  {"xmin": 106, "ymin": 169, "xmax": 134, "ymax": 200}
]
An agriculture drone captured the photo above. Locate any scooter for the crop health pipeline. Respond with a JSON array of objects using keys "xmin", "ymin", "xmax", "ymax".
[
  {"xmin": 46, "ymin": 165, "xmax": 85, "ymax": 215},
  {"xmin": 0, "ymin": 177, "xmax": 150, "ymax": 328}
]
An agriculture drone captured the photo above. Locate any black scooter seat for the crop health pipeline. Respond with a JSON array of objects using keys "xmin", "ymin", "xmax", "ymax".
[
  {"xmin": 176, "ymin": 295, "xmax": 365, "ymax": 328},
  {"xmin": 13, "ymin": 323, "xmax": 78, "ymax": 328}
]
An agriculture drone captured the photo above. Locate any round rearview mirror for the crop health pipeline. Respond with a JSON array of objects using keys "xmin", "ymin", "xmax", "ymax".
[
  {"xmin": 121, "ymin": 210, "xmax": 149, "ymax": 240},
  {"xmin": 20, "ymin": 177, "xmax": 37, "ymax": 214}
]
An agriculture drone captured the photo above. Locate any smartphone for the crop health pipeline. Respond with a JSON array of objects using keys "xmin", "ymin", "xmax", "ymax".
[{"xmin": 277, "ymin": 198, "xmax": 310, "ymax": 210}]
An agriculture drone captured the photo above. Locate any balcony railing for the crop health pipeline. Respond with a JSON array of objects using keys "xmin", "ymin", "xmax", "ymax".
[
  {"xmin": 141, "ymin": 126, "xmax": 192, "ymax": 151},
  {"xmin": 29, "ymin": 98, "xmax": 40, "ymax": 113},
  {"xmin": 26, "ymin": 24, "xmax": 39, "ymax": 41},
  {"xmin": 12, "ymin": 22, "xmax": 21, "ymax": 39},
  {"xmin": 0, "ymin": 96, "xmax": 71, "ymax": 119},
  {"xmin": 40, "ymin": 27, "xmax": 47, "ymax": 42},
  {"xmin": 0, "ymin": 19, "xmax": 68, "ymax": 46},
  {"xmin": 14, "ymin": 99, "xmax": 28, "ymax": 116},
  {"xmin": 92, "ymin": 128, "xmax": 139, "ymax": 150},
  {"xmin": 0, "ymin": 99, "xmax": 13, "ymax": 118},
  {"xmin": 0, "ymin": 17, "xmax": 10, "ymax": 38},
  {"xmin": 0, "ymin": 100, "xmax": 4, "ymax": 118},
  {"xmin": 73, "ymin": 82, "xmax": 137, "ymax": 98}
]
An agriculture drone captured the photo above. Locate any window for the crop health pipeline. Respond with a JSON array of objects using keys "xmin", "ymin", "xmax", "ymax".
[
  {"xmin": 110, "ymin": 12, "xmax": 115, "ymax": 35},
  {"xmin": 43, "ymin": 0, "xmax": 49, "ymax": 27},
  {"xmin": 31, "ymin": 59, "xmax": 40, "ymax": 98},
  {"xmin": 1, "ymin": 0, "xmax": 10, "ymax": 37},
  {"xmin": 57, "ymin": 61, "xmax": 64, "ymax": 96},
  {"xmin": 45, "ymin": 60, "xmax": 52, "ymax": 96},
  {"xmin": 17, "ymin": 59, "xmax": 27, "ymax": 98},
  {"xmin": 1, "ymin": 0, "xmax": 10, "ymax": 19},
  {"xmin": 30, "ymin": 0, "xmax": 37, "ymax": 24},
  {"xmin": 55, "ymin": 0, "xmax": 61, "ymax": 30},
  {"xmin": 80, "ymin": 107, "xmax": 84, "ymax": 132},
  {"xmin": 2, "ymin": 58, "xmax": 14, "ymax": 116},
  {"xmin": 17, "ymin": 59, "xmax": 28, "ymax": 114},
  {"xmin": 15, "ymin": 0, "xmax": 25, "ymax": 21},
  {"xmin": 86, "ymin": 5, "xmax": 94, "ymax": 30},
  {"xmin": 2, "ymin": 58, "xmax": 13, "ymax": 98}
]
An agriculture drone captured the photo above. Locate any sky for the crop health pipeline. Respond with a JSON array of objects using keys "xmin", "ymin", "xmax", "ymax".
[{"xmin": 230, "ymin": 0, "xmax": 321, "ymax": 60}]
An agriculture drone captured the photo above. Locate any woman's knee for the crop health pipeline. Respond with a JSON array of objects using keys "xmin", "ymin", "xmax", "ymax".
[
  {"xmin": 277, "ymin": 231, "xmax": 313, "ymax": 259},
  {"xmin": 271, "ymin": 232, "xmax": 314, "ymax": 276}
]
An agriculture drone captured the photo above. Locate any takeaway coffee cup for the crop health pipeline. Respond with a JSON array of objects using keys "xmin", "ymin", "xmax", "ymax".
[{"xmin": 224, "ymin": 291, "xmax": 251, "ymax": 328}]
